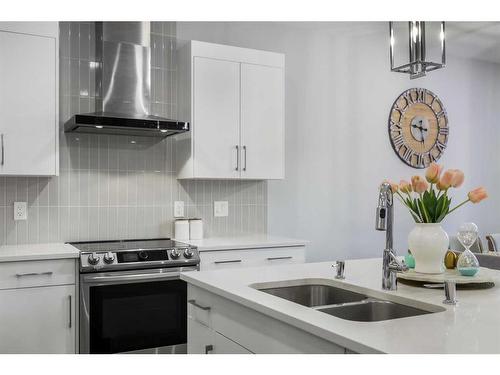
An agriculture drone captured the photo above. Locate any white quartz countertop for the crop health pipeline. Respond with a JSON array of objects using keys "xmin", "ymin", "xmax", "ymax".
[
  {"xmin": 177, "ymin": 235, "xmax": 308, "ymax": 252},
  {"xmin": 0, "ymin": 243, "xmax": 80, "ymax": 262},
  {"xmin": 180, "ymin": 258, "xmax": 500, "ymax": 353}
]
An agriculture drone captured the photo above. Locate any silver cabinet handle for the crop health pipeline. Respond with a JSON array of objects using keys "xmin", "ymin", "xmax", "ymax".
[
  {"xmin": 205, "ymin": 344, "xmax": 213, "ymax": 354},
  {"xmin": 188, "ymin": 299, "xmax": 211, "ymax": 311},
  {"xmin": 1, "ymin": 134, "xmax": 4, "ymax": 166},
  {"xmin": 15, "ymin": 271, "xmax": 53, "ymax": 277},
  {"xmin": 235, "ymin": 145, "xmax": 239, "ymax": 171},
  {"xmin": 214, "ymin": 259, "xmax": 242, "ymax": 264},
  {"xmin": 243, "ymin": 145, "xmax": 247, "ymax": 171},
  {"xmin": 267, "ymin": 256, "xmax": 293, "ymax": 261},
  {"xmin": 68, "ymin": 295, "xmax": 72, "ymax": 328}
]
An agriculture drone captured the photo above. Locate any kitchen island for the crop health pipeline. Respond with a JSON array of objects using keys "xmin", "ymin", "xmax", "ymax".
[{"xmin": 180, "ymin": 258, "xmax": 500, "ymax": 354}]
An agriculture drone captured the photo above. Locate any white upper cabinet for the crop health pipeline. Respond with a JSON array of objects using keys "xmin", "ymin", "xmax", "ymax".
[
  {"xmin": 177, "ymin": 40, "xmax": 285, "ymax": 180},
  {"xmin": 193, "ymin": 57, "xmax": 241, "ymax": 179},
  {"xmin": 240, "ymin": 63, "xmax": 284, "ymax": 179},
  {"xmin": 0, "ymin": 22, "xmax": 58, "ymax": 176}
]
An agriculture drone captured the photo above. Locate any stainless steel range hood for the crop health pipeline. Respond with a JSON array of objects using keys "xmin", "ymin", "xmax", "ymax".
[{"xmin": 65, "ymin": 22, "xmax": 188, "ymax": 137}]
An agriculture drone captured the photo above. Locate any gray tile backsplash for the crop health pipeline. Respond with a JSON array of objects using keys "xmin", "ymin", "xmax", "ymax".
[{"xmin": 0, "ymin": 22, "xmax": 267, "ymax": 246}]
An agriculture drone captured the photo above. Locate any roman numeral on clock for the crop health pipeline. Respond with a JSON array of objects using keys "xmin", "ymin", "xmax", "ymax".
[
  {"xmin": 416, "ymin": 153, "xmax": 424, "ymax": 168},
  {"xmin": 415, "ymin": 88, "xmax": 425, "ymax": 103},
  {"xmin": 436, "ymin": 141, "xmax": 446, "ymax": 153},
  {"xmin": 389, "ymin": 120, "xmax": 401, "ymax": 132},
  {"xmin": 404, "ymin": 88, "xmax": 425, "ymax": 104},
  {"xmin": 439, "ymin": 126, "xmax": 449, "ymax": 135},
  {"xmin": 402, "ymin": 148, "xmax": 414, "ymax": 163},
  {"xmin": 392, "ymin": 133, "xmax": 405, "ymax": 149}
]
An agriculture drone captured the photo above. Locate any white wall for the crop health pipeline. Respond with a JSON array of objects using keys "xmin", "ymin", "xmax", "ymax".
[{"xmin": 177, "ymin": 22, "xmax": 500, "ymax": 262}]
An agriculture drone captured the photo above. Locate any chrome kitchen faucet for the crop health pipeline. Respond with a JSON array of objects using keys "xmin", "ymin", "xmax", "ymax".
[{"xmin": 376, "ymin": 182, "xmax": 408, "ymax": 290}]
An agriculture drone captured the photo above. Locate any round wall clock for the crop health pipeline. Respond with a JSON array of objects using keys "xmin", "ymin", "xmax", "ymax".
[{"xmin": 388, "ymin": 88, "xmax": 449, "ymax": 169}]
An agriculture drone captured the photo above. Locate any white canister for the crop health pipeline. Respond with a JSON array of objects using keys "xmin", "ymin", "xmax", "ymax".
[
  {"xmin": 189, "ymin": 218, "xmax": 204, "ymax": 240},
  {"xmin": 174, "ymin": 219, "xmax": 190, "ymax": 240}
]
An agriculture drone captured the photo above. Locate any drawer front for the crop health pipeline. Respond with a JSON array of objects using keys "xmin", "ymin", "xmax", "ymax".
[
  {"xmin": 0, "ymin": 259, "xmax": 76, "ymax": 290},
  {"xmin": 188, "ymin": 317, "xmax": 252, "ymax": 354},
  {"xmin": 187, "ymin": 317, "xmax": 214, "ymax": 354},
  {"xmin": 199, "ymin": 246, "xmax": 305, "ymax": 271},
  {"xmin": 188, "ymin": 284, "xmax": 214, "ymax": 327},
  {"xmin": 249, "ymin": 246, "xmax": 305, "ymax": 267},
  {"xmin": 200, "ymin": 250, "xmax": 251, "ymax": 271}
]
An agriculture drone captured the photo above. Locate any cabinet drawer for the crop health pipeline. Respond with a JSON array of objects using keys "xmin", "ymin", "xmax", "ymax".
[
  {"xmin": 188, "ymin": 317, "xmax": 252, "ymax": 354},
  {"xmin": 188, "ymin": 317, "xmax": 214, "ymax": 354},
  {"xmin": 199, "ymin": 246, "xmax": 305, "ymax": 271},
  {"xmin": 188, "ymin": 287, "xmax": 214, "ymax": 327},
  {"xmin": 200, "ymin": 250, "xmax": 250, "ymax": 270},
  {"xmin": 0, "ymin": 259, "xmax": 75, "ymax": 290},
  {"xmin": 250, "ymin": 247, "xmax": 305, "ymax": 266}
]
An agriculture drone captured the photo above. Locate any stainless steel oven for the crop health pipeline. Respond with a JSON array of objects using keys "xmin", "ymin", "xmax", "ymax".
[{"xmin": 71, "ymin": 238, "xmax": 199, "ymax": 354}]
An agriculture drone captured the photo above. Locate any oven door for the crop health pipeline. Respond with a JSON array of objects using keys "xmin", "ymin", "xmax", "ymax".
[{"xmin": 80, "ymin": 267, "xmax": 195, "ymax": 354}]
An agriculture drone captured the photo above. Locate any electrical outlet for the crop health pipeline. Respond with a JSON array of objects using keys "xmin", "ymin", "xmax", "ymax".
[
  {"xmin": 174, "ymin": 201, "xmax": 185, "ymax": 218},
  {"xmin": 14, "ymin": 202, "xmax": 27, "ymax": 221},
  {"xmin": 214, "ymin": 201, "xmax": 229, "ymax": 217}
]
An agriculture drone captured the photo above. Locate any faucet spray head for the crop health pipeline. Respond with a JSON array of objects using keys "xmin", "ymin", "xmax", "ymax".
[
  {"xmin": 376, "ymin": 182, "xmax": 392, "ymax": 231},
  {"xmin": 376, "ymin": 206, "xmax": 387, "ymax": 231}
]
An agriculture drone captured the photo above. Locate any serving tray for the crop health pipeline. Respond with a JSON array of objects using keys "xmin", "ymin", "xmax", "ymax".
[{"xmin": 397, "ymin": 268, "xmax": 495, "ymax": 289}]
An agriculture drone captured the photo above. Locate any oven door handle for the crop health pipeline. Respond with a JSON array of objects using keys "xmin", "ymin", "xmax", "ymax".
[{"xmin": 83, "ymin": 271, "xmax": 182, "ymax": 284}]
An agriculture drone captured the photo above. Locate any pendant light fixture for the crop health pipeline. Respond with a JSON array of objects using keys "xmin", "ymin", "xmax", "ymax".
[{"xmin": 389, "ymin": 21, "xmax": 446, "ymax": 79}]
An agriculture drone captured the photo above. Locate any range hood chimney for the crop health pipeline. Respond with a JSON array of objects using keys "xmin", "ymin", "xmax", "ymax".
[{"xmin": 65, "ymin": 22, "xmax": 189, "ymax": 137}]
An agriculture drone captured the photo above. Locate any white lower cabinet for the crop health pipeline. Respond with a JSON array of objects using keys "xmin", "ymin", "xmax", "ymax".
[
  {"xmin": 188, "ymin": 318, "xmax": 252, "ymax": 354},
  {"xmin": 187, "ymin": 284, "xmax": 346, "ymax": 354},
  {"xmin": 0, "ymin": 259, "xmax": 76, "ymax": 354},
  {"xmin": 0, "ymin": 284, "xmax": 75, "ymax": 353},
  {"xmin": 199, "ymin": 246, "xmax": 306, "ymax": 271}
]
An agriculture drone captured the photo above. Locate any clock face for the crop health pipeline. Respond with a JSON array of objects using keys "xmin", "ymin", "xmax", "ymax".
[{"xmin": 388, "ymin": 88, "xmax": 449, "ymax": 169}]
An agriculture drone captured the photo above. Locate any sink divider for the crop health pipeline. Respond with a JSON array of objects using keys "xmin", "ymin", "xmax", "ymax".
[{"xmin": 310, "ymin": 297, "xmax": 383, "ymax": 311}]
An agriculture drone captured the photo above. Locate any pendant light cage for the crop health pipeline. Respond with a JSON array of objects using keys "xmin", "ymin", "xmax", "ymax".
[{"xmin": 389, "ymin": 21, "xmax": 446, "ymax": 79}]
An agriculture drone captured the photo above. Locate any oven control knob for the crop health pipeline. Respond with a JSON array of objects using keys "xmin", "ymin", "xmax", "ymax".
[
  {"xmin": 139, "ymin": 251, "xmax": 149, "ymax": 260},
  {"xmin": 170, "ymin": 249, "xmax": 180, "ymax": 259},
  {"xmin": 183, "ymin": 248, "xmax": 194, "ymax": 259},
  {"xmin": 103, "ymin": 252, "xmax": 115, "ymax": 264},
  {"xmin": 88, "ymin": 252, "xmax": 100, "ymax": 265}
]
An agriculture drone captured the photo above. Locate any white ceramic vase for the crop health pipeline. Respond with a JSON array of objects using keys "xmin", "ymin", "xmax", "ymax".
[{"xmin": 408, "ymin": 223, "xmax": 449, "ymax": 274}]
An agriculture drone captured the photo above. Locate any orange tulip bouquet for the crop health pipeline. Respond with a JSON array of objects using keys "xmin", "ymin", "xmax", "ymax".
[
  {"xmin": 385, "ymin": 163, "xmax": 488, "ymax": 274},
  {"xmin": 386, "ymin": 163, "xmax": 488, "ymax": 224}
]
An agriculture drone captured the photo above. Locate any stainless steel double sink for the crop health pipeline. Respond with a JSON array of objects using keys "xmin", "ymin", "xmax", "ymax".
[{"xmin": 255, "ymin": 283, "xmax": 441, "ymax": 322}]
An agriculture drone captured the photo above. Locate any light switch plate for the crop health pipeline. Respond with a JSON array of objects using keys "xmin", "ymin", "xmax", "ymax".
[
  {"xmin": 14, "ymin": 202, "xmax": 27, "ymax": 221},
  {"xmin": 174, "ymin": 201, "xmax": 185, "ymax": 218},
  {"xmin": 214, "ymin": 201, "xmax": 229, "ymax": 217}
]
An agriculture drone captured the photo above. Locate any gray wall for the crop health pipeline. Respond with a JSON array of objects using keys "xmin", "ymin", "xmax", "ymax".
[
  {"xmin": 177, "ymin": 22, "xmax": 500, "ymax": 262},
  {"xmin": 0, "ymin": 22, "xmax": 267, "ymax": 246}
]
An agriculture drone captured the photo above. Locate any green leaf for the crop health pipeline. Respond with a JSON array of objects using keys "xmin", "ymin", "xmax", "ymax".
[
  {"xmin": 435, "ymin": 195, "xmax": 445, "ymax": 221},
  {"xmin": 422, "ymin": 191, "xmax": 436, "ymax": 222},
  {"xmin": 436, "ymin": 197, "xmax": 451, "ymax": 223},
  {"xmin": 417, "ymin": 199, "xmax": 429, "ymax": 223}
]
